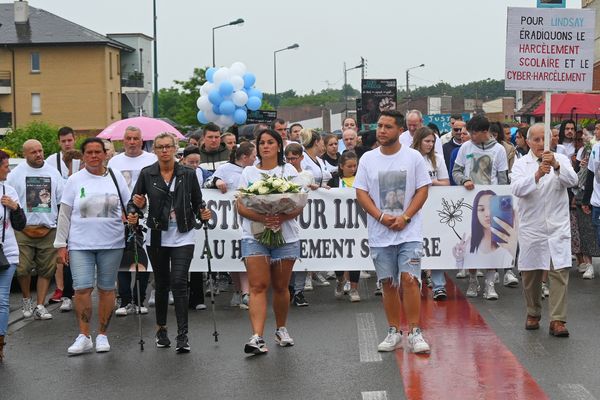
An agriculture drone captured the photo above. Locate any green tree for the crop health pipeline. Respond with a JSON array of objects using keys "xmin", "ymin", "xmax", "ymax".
[
  {"xmin": 158, "ymin": 67, "xmax": 207, "ymax": 127},
  {"xmin": 0, "ymin": 121, "xmax": 61, "ymax": 157}
]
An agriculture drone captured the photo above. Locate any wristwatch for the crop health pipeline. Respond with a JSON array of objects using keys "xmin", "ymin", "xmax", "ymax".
[{"xmin": 402, "ymin": 214, "xmax": 411, "ymax": 224}]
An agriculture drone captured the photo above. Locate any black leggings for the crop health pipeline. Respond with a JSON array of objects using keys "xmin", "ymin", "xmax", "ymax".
[
  {"xmin": 146, "ymin": 245, "xmax": 194, "ymax": 335},
  {"xmin": 335, "ymin": 271, "xmax": 360, "ymax": 283}
]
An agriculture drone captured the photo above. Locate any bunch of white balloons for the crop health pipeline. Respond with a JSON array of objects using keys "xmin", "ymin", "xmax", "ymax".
[{"xmin": 196, "ymin": 62, "xmax": 263, "ymax": 128}]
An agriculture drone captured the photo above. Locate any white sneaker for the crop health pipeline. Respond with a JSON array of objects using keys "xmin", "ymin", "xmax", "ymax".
[
  {"xmin": 578, "ymin": 263, "xmax": 589, "ymax": 273},
  {"xmin": 22, "ymin": 298, "xmax": 33, "ymax": 318},
  {"xmin": 95, "ymin": 334, "xmax": 110, "ymax": 353},
  {"xmin": 33, "ymin": 304, "xmax": 52, "ymax": 320},
  {"xmin": 325, "ymin": 271, "xmax": 337, "ymax": 280},
  {"xmin": 148, "ymin": 290, "xmax": 156, "ymax": 307},
  {"xmin": 240, "ymin": 293, "xmax": 249, "ymax": 310},
  {"xmin": 343, "ymin": 281, "xmax": 351, "ymax": 294},
  {"xmin": 494, "ymin": 272, "xmax": 500, "ymax": 284},
  {"xmin": 168, "ymin": 291, "xmax": 175, "ymax": 305},
  {"xmin": 334, "ymin": 280, "xmax": 344, "ymax": 298},
  {"xmin": 138, "ymin": 306, "xmax": 148, "ymax": 314},
  {"xmin": 503, "ymin": 270, "xmax": 519, "ymax": 287},
  {"xmin": 314, "ymin": 272, "xmax": 330, "ymax": 286},
  {"xmin": 59, "ymin": 297, "xmax": 72, "ymax": 312},
  {"xmin": 407, "ymin": 328, "xmax": 430, "ymax": 354},
  {"xmin": 275, "ymin": 327, "xmax": 294, "ymax": 347},
  {"xmin": 230, "ymin": 291, "xmax": 241, "ymax": 307},
  {"xmin": 456, "ymin": 269, "xmax": 467, "ymax": 279},
  {"xmin": 466, "ymin": 279, "xmax": 480, "ymax": 297},
  {"xmin": 483, "ymin": 281, "xmax": 499, "ymax": 300},
  {"xmin": 360, "ymin": 271, "xmax": 371, "ymax": 279},
  {"xmin": 476, "ymin": 270, "xmax": 484, "ymax": 277},
  {"xmin": 304, "ymin": 275, "xmax": 313, "ymax": 291},
  {"xmin": 542, "ymin": 282, "xmax": 550, "ymax": 298},
  {"xmin": 583, "ymin": 264, "xmax": 595, "ymax": 279},
  {"xmin": 115, "ymin": 303, "xmax": 136, "ymax": 316},
  {"xmin": 349, "ymin": 288, "xmax": 361, "ymax": 302},
  {"xmin": 377, "ymin": 327, "xmax": 403, "ymax": 352},
  {"xmin": 67, "ymin": 334, "xmax": 93, "ymax": 355},
  {"xmin": 374, "ymin": 280, "xmax": 382, "ymax": 296},
  {"xmin": 195, "ymin": 303, "xmax": 207, "ymax": 310}
]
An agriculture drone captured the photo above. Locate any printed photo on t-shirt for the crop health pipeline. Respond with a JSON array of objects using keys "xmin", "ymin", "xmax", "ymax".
[
  {"xmin": 379, "ymin": 170, "xmax": 406, "ymax": 215},
  {"xmin": 121, "ymin": 170, "xmax": 133, "ymax": 190},
  {"xmin": 26, "ymin": 176, "xmax": 52, "ymax": 213},
  {"xmin": 470, "ymin": 154, "xmax": 493, "ymax": 184},
  {"xmin": 79, "ymin": 192, "xmax": 121, "ymax": 218},
  {"xmin": 595, "ymin": 161, "xmax": 600, "ymax": 184}
]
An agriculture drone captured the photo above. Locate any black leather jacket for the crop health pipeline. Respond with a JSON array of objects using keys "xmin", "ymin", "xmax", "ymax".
[{"xmin": 129, "ymin": 162, "xmax": 203, "ymax": 234}]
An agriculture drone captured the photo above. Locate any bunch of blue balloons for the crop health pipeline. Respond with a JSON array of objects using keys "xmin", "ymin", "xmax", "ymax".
[{"xmin": 196, "ymin": 62, "xmax": 263, "ymax": 128}]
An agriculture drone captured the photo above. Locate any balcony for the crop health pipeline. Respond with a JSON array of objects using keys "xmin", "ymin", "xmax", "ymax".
[
  {"xmin": 121, "ymin": 72, "xmax": 145, "ymax": 88},
  {"xmin": 0, "ymin": 71, "xmax": 11, "ymax": 95}
]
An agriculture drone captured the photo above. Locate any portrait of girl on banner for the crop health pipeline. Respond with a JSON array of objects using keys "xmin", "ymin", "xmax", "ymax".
[{"xmin": 452, "ymin": 190, "xmax": 518, "ymax": 270}]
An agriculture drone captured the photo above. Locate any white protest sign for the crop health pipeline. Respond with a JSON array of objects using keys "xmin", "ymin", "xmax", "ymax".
[
  {"xmin": 505, "ymin": 7, "xmax": 595, "ymax": 91},
  {"xmin": 186, "ymin": 186, "xmax": 516, "ymax": 272}
]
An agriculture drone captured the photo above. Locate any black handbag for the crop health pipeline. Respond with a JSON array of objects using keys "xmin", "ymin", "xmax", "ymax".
[
  {"xmin": 107, "ymin": 169, "xmax": 146, "ymax": 268},
  {"xmin": 0, "ymin": 185, "xmax": 12, "ymax": 270}
]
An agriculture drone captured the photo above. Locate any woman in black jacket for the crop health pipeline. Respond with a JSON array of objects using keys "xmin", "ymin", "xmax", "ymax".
[{"xmin": 129, "ymin": 133, "xmax": 211, "ymax": 353}]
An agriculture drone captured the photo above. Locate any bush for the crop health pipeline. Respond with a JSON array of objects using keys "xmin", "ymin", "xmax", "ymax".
[{"xmin": 0, "ymin": 121, "xmax": 61, "ymax": 157}]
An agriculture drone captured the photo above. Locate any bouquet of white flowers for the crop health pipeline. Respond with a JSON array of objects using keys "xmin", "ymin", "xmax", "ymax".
[{"xmin": 238, "ymin": 173, "xmax": 308, "ymax": 247}]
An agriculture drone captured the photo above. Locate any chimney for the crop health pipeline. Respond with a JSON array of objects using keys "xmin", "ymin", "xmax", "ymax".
[{"xmin": 14, "ymin": 1, "xmax": 29, "ymax": 25}]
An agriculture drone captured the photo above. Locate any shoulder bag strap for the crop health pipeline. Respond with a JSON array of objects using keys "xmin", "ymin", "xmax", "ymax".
[
  {"xmin": 56, "ymin": 153, "xmax": 62, "ymax": 175},
  {"xmin": 107, "ymin": 168, "xmax": 126, "ymax": 217},
  {"xmin": 2, "ymin": 184, "xmax": 6, "ymax": 243}
]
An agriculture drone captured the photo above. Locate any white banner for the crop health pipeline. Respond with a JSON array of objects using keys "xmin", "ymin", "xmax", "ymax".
[
  {"xmin": 186, "ymin": 186, "xmax": 517, "ymax": 272},
  {"xmin": 505, "ymin": 7, "xmax": 595, "ymax": 91}
]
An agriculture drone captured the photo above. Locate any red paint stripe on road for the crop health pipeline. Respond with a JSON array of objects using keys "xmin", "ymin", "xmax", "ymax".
[{"xmin": 395, "ymin": 277, "xmax": 549, "ymax": 400}]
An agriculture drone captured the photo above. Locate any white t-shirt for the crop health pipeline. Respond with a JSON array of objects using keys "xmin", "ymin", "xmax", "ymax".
[
  {"xmin": 587, "ymin": 142, "xmax": 600, "ymax": 207},
  {"xmin": 300, "ymin": 153, "xmax": 332, "ymax": 187},
  {"xmin": 213, "ymin": 162, "xmax": 244, "ymax": 192},
  {"xmin": 7, "ymin": 162, "xmax": 64, "ymax": 228},
  {"xmin": 238, "ymin": 164, "xmax": 301, "ymax": 243},
  {"xmin": 354, "ymin": 145, "xmax": 432, "ymax": 247},
  {"xmin": 463, "ymin": 239, "xmax": 514, "ymax": 269},
  {"xmin": 0, "ymin": 183, "xmax": 21, "ymax": 264},
  {"xmin": 454, "ymin": 141, "xmax": 509, "ymax": 185},
  {"xmin": 60, "ymin": 169, "xmax": 130, "ymax": 250},
  {"xmin": 423, "ymin": 153, "xmax": 449, "ymax": 182},
  {"xmin": 46, "ymin": 152, "xmax": 81, "ymax": 180},
  {"xmin": 107, "ymin": 151, "xmax": 157, "ymax": 192},
  {"xmin": 400, "ymin": 130, "xmax": 445, "ymax": 163},
  {"xmin": 159, "ymin": 178, "xmax": 196, "ymax": 247},
  {"xmin": 562, "ymin": 142, "xmax": 576, "ymax": 158}
]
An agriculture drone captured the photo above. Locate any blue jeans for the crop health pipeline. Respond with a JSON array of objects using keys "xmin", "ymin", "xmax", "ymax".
[
  {"xmin": 69, "ymin": 249, "xmax": 123, "ymax": 291},
  {"xmin": 370, "ymin": 241, "xmax": 423, "ymax": 287},
  {"xmin": 431, "ymin": 270, "xmax": 446, "ymax": 291},
  {"xmin": 0, "ymin": 264, "xmax": 17, "ymax": 336}
]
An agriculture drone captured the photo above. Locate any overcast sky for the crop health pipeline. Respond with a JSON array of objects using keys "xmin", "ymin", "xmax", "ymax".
[{"xmin": 27, "ymin": 0, "xmax": 583, "ymax": 94}]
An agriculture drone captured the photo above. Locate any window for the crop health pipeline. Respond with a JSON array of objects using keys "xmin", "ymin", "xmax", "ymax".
[
  {"xmin": 109, "ymin": 53, "xmax": 113, "ymax": 79},
  {"xmin": 116, "ymin": 54, "xmax": 120, "ymax": 76},
  {"xmin": 31, "ymin": 52, "xmax": 40, "ymax": 72},
  {"xmin": 31, "ymin": 93, "xmax": 41, "ymax": 114},
  {"xmin": 110, "ymin": 91, "xmax": 114, "ymax": 119}
]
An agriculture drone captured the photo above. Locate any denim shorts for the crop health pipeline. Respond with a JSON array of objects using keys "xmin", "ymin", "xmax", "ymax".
[
  {"xmin": 69, "ymin": 249, "xmax": 124, "ymax": 291},
  {"xmin": 370, "ymin": 241, "xmax": 423, "ymax": 287},
  {"xmin": 241, "ymin": 238, "xmax": 300, "ymax": 263}
]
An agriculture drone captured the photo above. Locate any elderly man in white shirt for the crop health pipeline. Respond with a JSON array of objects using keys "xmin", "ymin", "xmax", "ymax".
[{"xmin": 510, "ymin": 123, "xmax": 577, "ymax": 338}]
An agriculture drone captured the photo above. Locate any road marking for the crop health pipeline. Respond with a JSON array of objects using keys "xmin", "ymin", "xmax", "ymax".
[
  {"xmin": 362, "ymin": 391, "xmax": 388, "ymax": 400},
  {"xmin": 356, "ymin": 312, "xmax": 382, "ymax": 362},
  {"xmin": 558, "ymin": 384, "xmax": 597, "ymax": 400}
]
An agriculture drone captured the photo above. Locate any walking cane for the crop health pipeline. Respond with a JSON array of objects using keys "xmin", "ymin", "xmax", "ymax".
[
  {"xmin": 130, "ymin": 225, "xmax": 145, "ymax": 351},
  {"xmin": 200, "ymin": 201, "xmax": 219, "ymax": 342}
]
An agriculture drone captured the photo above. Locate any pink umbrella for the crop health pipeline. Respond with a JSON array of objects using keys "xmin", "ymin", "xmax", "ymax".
[{"xmin": 97, "ymin": 117, "xmax": 185, "ymax": 141}]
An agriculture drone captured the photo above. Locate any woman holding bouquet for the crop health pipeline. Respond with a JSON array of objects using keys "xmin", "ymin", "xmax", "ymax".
[{"xmin": 237, "ymin": 128, "xmax": 304, "ymax": 355}]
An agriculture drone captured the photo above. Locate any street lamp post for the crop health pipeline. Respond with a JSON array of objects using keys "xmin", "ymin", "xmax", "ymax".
[
  {"xmin": 344, "ymin": 60, "xmax": 364, "ymax": 118},
  {"xmin": 405, "ymin": 63, "xmax": 425, "ymax": 96},
  {"xmin": 212, "ymin": 18, "xmax": 244, "ymax": 68},
  {"xmin": 273, "ymin": 43, "xmax": 299, "ymax": 108},
  {"xmin": 152, "ymin": 0, "xmax": 158, "ymax": 117}
]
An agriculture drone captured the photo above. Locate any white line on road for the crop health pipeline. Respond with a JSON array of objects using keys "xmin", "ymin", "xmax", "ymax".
[
  {"xmin": 356, "ymin": 312, "xmax": 382, "ymax": 362},
  {"xmin": 362, "ymin": 391, "xmax": 388, "ymax": 400},
  {"xmin": 558, "ymin": 384, "xmax": 597, "ymax": 400}
]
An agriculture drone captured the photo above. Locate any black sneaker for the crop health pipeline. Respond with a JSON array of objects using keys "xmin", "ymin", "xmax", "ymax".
[
  {"xmin": 175, "ymin": 334, "xmax": 190, "ymax": 353},
  {"xmin": 433, "ymin": 288, "xmax": 447, "ymax": 301},
  {"xmin": 292, "ymin": 292, "xmax": 309, "ymax": 307},
  {"xmin": 156, "ymin": 327, "xmax": 171, "ymax": 348}
]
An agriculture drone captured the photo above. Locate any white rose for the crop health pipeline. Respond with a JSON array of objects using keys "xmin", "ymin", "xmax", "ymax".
[
  {"xmin": 258, "ymin": 186, "xmax": 269, "ymax": 194},
  {"xmin": 272, "ymin": 179, "xmax": 282, "ymax": 189},
  {"xmin": 278, "ymin": 182, "xmax": 290, "ymax": 192}
]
